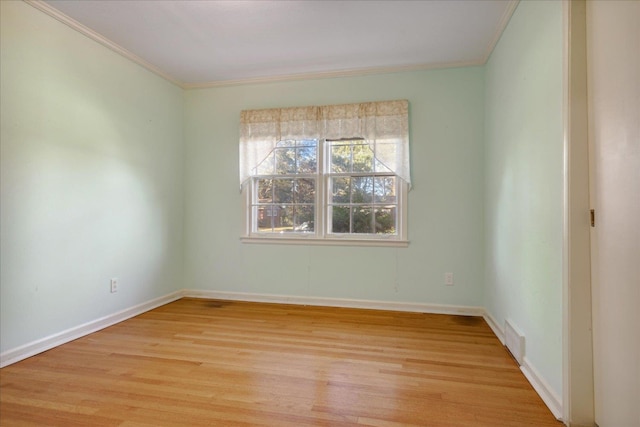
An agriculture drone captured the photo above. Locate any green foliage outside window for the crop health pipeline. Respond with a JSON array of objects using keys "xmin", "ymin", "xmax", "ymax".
[{"xmin": 253, "ymin": 139, "xmax": 397, "ymax": 235}]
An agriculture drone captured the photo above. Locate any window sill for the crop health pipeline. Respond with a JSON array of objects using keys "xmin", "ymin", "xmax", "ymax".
[{"xmin": 240, "ymin": 236, "xmax": 409, "ymax": 248}]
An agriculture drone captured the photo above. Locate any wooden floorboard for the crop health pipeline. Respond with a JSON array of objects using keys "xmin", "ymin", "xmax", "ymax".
[{"xmin": 0, "ymin": 298, "xmax": 562, "ymax": 426}]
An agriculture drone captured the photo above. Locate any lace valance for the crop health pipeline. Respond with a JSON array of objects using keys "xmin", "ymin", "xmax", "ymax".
[{"xmin": 239, "ymin": 100, "xmax": 410, "ymax": 188}]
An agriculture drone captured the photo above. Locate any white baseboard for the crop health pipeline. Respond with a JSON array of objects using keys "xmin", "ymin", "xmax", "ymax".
[
  {"xmin": 0, "ymin": 291, "xmax": 183, "ymax": 368},
  {"xmin": 521, "ymin": 356, "xmax": 563, "ymax": 420},
  {"xmin": 483, "ymin": 310, "xmax": 562, "ymax": 421},
  {"xmin": 0, "ymin": 290, "xmax": 482, "ymax": 369},
  {"xmin": 0, "ymin": 288, "xmax": 565, "ymax": 424},
  {"xmin": 182, "ymin": 289, "xmax": 485, "ymax": 316},
  {"xmin": 504, "ymin": 319, "xmax": 526, "ymax": 366},
  {"xmin": 482, "ymin": 310, "xmax": 505, "ymax": 344}
]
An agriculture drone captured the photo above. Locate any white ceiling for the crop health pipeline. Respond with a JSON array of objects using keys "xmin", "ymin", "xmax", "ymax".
[{"xmin": 39, "ymin": 0, "xmax": 518, "ymax": 87}]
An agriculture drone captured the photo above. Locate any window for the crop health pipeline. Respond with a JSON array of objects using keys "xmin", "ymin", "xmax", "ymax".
[
  {"xmin": 327, "ymin": 139, "xmax": 398, "ymax": 235},
  {"xmin": 240, "ymin": 100, "xmax": 410, "ymax": 246},
  {"xmin": 253, "ymin": 139, "xmax": 318, "ymax": 234}
]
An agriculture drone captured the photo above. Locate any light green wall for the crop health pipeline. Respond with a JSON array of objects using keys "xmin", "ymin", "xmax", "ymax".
[
  {"xmin": 184, "ymin": 69, "xmax": 486, "ymax": 305},
  {"xmin": 0, "ymin": 1, "xmax": 184, "ymax": 353},
  {"xmin": 484, "ymin": 0, "xmax": 564, "ymax": 397},
  {"xmin": 1, "ymin": 0, "xmax": 565, "ymax": 408}
]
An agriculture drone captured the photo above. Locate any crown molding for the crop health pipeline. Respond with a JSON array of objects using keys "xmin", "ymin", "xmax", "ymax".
[
  {"xmin": 483, "ymin": 0, "xmax": 520, "ymax": 63},
  {"xmin": 24, "ymin": 0, "xmax": 185, "ymax": 88},
  {"xmin": 182, "ymin": 59, "xmax": 484, "ymax": 89}
]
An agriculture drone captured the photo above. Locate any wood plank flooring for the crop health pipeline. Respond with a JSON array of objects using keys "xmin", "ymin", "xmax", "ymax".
[{"xmin": 0, "ymin": 298, "xmax": 562, "ymax": 426}]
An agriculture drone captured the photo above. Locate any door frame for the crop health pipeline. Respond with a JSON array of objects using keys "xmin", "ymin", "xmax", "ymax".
[{"xmin": 562, "ymin": 1, "xmax": 595, "ymax": 425}]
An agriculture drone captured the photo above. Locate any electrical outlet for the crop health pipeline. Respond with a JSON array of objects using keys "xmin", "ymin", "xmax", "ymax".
[
  {"xmin": 445, "ymin": 272, "xmax": 454, "ymax": 286},
  {"xmin": 110, "ymin": 278, "xmax": 119, "ymax": 293}
]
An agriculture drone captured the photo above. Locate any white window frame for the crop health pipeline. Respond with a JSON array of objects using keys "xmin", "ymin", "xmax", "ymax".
[{"xmin": 242, "ymin": 138, "xmax": 408, "ymax": 247}]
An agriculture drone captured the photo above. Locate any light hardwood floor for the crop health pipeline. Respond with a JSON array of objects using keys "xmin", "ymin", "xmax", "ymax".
[{"xmin": 0, "ymin": 298, "xmax": 562, "ymax": 426}]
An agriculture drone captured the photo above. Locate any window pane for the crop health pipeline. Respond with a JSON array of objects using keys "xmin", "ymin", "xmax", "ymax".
[
  {"xmin": 279, "ymin": 206, "xmax": 296, "ymax": 232},
  {"xmin": 276, "ymin": 140, "xmax": 295, "ymax": 147},
  {"xmin": 255, "ymin": 152, "xmax": 275, "ymax": 175},
  {"xmin": 257, "ymin": 179, "xmax": 274, "ymax": 203},
  {"xmin": 294, "ymin": 179, "xmax": 315, "ymax": 204},
  {"xmin": 274, "ymin": 179, "xmax": 293, "ymax": 203},
  {"xmin": 375, "ymin": 207, "xmax": 396, "ymax": 234},
  {"xmin": 353, "ymin": 206, "xmax": 373, "ymax": 234},
  {"xmin": 298, "ymin": 139, "xmax": 316, "ymax": 147},
  {"xmin": 331, "ymin": 206, "xmax": 350, "ymax": 233},
  {"xmin": 352, "ymin": 143, "xmax": 374, "ymax": 172},
  {"xmin": 297, "ymin": 146, "xmax": 317, "ymax": 173},
  {"xmin": 374, "ymin": 158, "xmax": 392, "ymax": 174},
  {"xmin": 257, "ymin": 205, "xmax": 276, "ymax": 232},
  {"xmin": 293, "ymin": 206, "xmax": 314, "ymax": 232},
  {"xmin": 374, "ymin": 177, "xmax": 396, "ymax": 203},
  {"xmin": 331, "ymin": 177, "xmax": 350, "ymax": 203},
  {"xmin": 331, "ymin": 145, "xmax": 351, "ymax": 173},
  {"xmin": 275, "ymin": 148, "xmax": 296, "ymax": 174},
  {"xmin": 351, "ymin": 176, "xmax": 373, "ymax": 203}
]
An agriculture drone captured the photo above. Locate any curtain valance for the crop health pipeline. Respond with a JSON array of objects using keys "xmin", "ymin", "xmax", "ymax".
[{"xmin": 239, "ymin": 99, "xmax": 410, "ymax": 188}]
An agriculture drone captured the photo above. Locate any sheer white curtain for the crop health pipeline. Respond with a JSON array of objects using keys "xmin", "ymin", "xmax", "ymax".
[
  {"xmin": 239, "ymin": 100, "xmax": 410, "ymax": 188},
  {"xmin": 239, "ymin": 106, "xmax": 320, "ymax": 188}
]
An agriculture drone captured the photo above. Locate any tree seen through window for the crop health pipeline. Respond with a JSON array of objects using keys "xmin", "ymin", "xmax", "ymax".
[{"xmin": 251, "ymin": 139, "xmax": 398, "ymax": 235}]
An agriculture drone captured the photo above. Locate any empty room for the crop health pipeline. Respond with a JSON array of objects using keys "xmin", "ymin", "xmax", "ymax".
[{"xmin": 1, "ymin": 1, "xmax": 638, "ymax": 426}]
